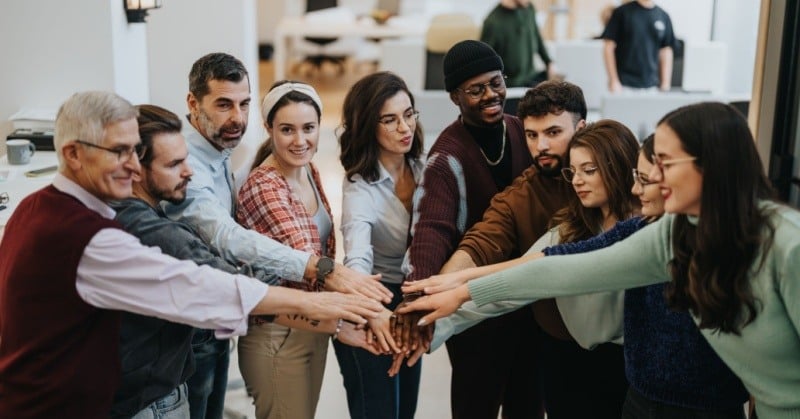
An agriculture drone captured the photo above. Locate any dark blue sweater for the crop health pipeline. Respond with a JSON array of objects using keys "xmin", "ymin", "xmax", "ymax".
[{"xmin": 543, "ymin": 217, "xmax": 748, "ymax": 410}]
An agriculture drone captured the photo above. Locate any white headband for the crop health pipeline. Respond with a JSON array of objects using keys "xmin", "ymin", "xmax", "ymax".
[{"xmin": 261, "ymin": 82, "xmax": 323, "ymax": 122}]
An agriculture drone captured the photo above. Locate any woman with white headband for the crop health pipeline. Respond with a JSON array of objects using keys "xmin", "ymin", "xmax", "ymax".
[{"xmin": 235, "ymin": 80, "xmax": 339, "ymax": 419}]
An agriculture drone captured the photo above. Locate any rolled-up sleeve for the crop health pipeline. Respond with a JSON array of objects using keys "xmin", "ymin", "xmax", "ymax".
[
  {"xmin": 76, "ymin": 228, "xmax": 268, "ymax": 338},
  {"xmin": 164, "ymin": 164, "xmax": 310, "ymax": 282}
]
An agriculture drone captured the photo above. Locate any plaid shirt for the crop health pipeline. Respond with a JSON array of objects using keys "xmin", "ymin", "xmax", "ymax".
[{"xmin": 236, "ymin": 163, "xmax": 336, "ymax": 291}]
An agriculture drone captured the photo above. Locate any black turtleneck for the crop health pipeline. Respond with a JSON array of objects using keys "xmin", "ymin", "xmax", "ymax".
[{"xmin": 463, "ymin": 119, "xmax": 513, "ymax": 189}]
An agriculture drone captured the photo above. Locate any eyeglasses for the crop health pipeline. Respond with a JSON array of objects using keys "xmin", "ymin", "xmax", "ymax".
[
  {"xmin": 561, "ymin": 165, "xmax": 599, "ymax": 183},
  {"xmin": 0, "ymin": 192, "xmax": 8, "ymax": 204},
  {"xmin": 379, "ymin": 110, "xmax": 420, "ymax": 133},
  {"xmin": 651, "ymin": 154, "xmax": 697, "ymax": 179},
  {"xmin": 632, "ymin": 168, "xmax": 656, "ymax": 187},
  {"xmin": 75, "ymin": 140, "xmax": 142, "ymax": 163},
  {"xmin": 456, "ymin": 74, "xmax": 507, "ymax": 100}
]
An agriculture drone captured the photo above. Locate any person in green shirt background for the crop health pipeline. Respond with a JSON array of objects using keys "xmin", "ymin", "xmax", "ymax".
[{"xmin": 481, "ymin": 0, "xmax": 557, "ymax": 87}]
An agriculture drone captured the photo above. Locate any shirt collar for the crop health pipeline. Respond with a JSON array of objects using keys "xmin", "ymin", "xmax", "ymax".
[
  {"xmin": 52, "ymin": 173, "xmax": 117, "ymax": 220},
  {"xmin": 369, "ymin": 158, "xmax": 424, "ymax": 185}
]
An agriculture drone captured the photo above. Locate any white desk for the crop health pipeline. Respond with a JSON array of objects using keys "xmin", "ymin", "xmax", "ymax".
[
  {"xmin": 0, "ymin": 152, "xmax": 58, "ymax": 231},
  {"xmin": 273, "ymin": 15, "xmax": 427, "ymax": 81}
]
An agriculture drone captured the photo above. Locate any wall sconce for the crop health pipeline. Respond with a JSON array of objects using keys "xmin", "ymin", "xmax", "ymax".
[{"xmin": 124, "ymin": 0, "xmax": 163, "ymax": 23}]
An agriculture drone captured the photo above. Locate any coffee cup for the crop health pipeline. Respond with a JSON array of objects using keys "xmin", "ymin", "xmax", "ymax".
[{"xmin": 6, "ymin": 139, "xmax": 36, "ymax": 165}]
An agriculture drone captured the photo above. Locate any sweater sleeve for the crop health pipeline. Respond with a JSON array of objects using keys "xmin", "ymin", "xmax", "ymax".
[
  {"xmin": 458, "ymin": 174, "xmax": 530, "ymax": 265},
  {"xmin": 405, "ymin": 153, "xmax": 464, "ymax": 281},
  {"xmin": 543, "ymin": 217, "xmax": 647, "ymax": 256},
  {"xmin": 469, "ymin": 215, "xmax": 674, "ymax": 306}
]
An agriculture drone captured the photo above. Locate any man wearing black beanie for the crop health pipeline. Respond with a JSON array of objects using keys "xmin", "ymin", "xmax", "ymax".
[{"xmin": 401, "ymin": 40, "xmax": 543, "ymax": 419}]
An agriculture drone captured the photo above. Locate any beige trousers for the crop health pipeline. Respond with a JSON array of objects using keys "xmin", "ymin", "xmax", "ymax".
[{"xmin": 238, "ymin": 322, "xmax": 329, "ymax": 419}]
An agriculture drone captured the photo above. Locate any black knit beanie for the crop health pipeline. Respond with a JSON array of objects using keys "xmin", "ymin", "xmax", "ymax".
[{"xmin": 443, "ymin": 40, "xmax": 504, "ymax": 92}]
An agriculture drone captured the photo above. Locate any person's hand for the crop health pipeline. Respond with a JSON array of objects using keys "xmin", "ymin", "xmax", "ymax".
[
  {"xmin": 299, "ymin": 291, "xmax": 383, "ymax": 325},
  {"xmin": 387, "ymin": 325, "xmax": 432, "ymax": 377},
  {"xmin": 327, "ymin": 263, "xmax": 393, "ymax": 303},
  {"xmin": 388, "ymin": 351, "xmax": 406, "ymax": 377},
  {"xmin": 367, "ymin": 308, "xmax": 400, "ymax": 354},
  {"xmin": 336, "ymin": 321, "xmax": 382, "ymax": 355},
  {"xmin": 401, "ymin": 271, "xmax": 472, "ymax": 295},
  {"xmin": 395, "ymin": 285, "xmax": 471, "ymax": 326},
  {"xmin": 390, "ymin": 292, "xmax": 427, "ymax": 351},
  {"xmin": 608, "ymin": 79, "xmax": 623, "ymax": 93},
  {"xmin": 659, "ymin": 83, "xmax": 671, "ymax": 92}
]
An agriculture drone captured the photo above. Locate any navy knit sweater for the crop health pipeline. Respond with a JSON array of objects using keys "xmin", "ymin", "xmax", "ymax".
[{"xmin": 543, "ymin": 217, "xmax": 748, "ymax": 410}]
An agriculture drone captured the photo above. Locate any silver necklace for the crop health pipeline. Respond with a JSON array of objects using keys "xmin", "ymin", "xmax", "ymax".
[{"xmin": 479, "ymin": 120, "xmax": 506, "ymax": 166}]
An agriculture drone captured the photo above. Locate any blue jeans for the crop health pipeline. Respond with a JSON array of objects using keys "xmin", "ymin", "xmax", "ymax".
[
  {"xmin": 187, "ymin": 331, "xmax": 230, "ymax": 419},
  {"xmin": 131, "ymin": 383, "xmax": 190, "ymax": 419},
  {"xmin": 333, "ymin": 282, "xmax": 421, "ymax": 419}
]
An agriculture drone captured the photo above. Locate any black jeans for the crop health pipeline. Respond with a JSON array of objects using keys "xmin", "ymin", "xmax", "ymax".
[
  {"xmin": 445, "ymin": 306, "xmax": 544, "ymax": 419},
  {"xmin": 622, "ymin": 387, "xmax": 746, "ymax": 419},
  {"xmin": 538, "ymin": 332, "xmax": 628, "ymax": 419}
]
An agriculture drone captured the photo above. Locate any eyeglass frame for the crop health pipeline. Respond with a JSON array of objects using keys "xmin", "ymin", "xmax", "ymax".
[
  {"xmin": 651, "ymin": 154, "xmax": 697, "ymax": 179},
  {"xmin": 632, "ymin": 168, "xmax": 657, "ymax": 187},
  {"xmin": 561, "ymin": 165, "xmax": 599, "ymax": 183},
  {"xmin": 74, "ymin": 140, "xmax": 142, "ymax": 163},
  {"xmin": 455, "ymin": 74, "xmax": 508, "ymax": 100},
  {"xmin": 378, "ymin": 109, "xmax": 420, "ymax": 133}
]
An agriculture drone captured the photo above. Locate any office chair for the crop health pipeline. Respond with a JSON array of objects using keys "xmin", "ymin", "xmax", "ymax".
[{"xmin": 297, "ymin": 0, "xmax": 347, "ymax": 77}]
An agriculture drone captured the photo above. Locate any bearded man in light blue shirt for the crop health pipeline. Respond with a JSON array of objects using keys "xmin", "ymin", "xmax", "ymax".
[{"xmin": 162, "ymin": 52, "xmax": 392, "ymax": 419}]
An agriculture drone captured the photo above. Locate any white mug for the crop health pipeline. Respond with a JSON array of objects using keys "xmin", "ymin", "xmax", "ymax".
[{"xmin": 6, "ymin": 139, "xmax": 36, "ymax": 165}]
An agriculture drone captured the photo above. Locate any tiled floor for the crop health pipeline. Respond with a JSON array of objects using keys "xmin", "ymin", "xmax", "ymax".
[{"xmin": 221, "ymin": 61, "xmax": 454, "ymax": 418}]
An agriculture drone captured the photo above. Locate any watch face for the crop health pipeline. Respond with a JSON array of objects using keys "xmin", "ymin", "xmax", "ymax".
[{"xmin": 318, "ymin": 257, "xmax": 335, "ymax": 276}]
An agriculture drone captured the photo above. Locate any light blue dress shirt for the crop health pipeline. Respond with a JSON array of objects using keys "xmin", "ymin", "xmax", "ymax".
[
  {"xmin": 341, "ymin": 159, "xmax": 424, "ymax": 284},
  {"xmin": 162, "ymin": 120, "xmax": 310, "ymax": 281}
]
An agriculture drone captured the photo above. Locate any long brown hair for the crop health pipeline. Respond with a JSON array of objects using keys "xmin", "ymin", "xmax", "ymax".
[
  {"xmin": 339, "ymin": 72, "xmax": 424, "ymax": 182},
  {"xmin": 661, "ymin": 102, "xmax": 776, "ymax": 334},
  {"xmin": 550, "ymin": 119, "xmax": 640, "ymax": 243}
]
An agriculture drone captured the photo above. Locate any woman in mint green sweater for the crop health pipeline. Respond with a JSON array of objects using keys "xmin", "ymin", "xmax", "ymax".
[{"xmin": 400, "ymin": 102, "xmax": 800, "ymax": 419}]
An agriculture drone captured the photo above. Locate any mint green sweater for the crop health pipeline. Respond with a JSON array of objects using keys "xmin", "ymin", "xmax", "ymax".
[{"xmin": 469, "ymin": 202, "xmax": 800, "ymax": 419}]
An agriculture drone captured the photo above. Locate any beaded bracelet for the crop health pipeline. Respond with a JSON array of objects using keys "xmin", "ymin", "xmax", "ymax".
[{"xmin": 332, "ymin": 318, "xmax": 343, "ymax": 341}]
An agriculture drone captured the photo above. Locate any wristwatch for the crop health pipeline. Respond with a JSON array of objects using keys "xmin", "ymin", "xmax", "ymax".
[{"xmin": 315, "ymin": 256, "xmax": 335, "ymax": 289}]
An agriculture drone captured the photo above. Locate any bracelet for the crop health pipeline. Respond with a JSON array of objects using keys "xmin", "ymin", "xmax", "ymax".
[{"xmin": 332, "ymin": 318, "xmax": 343, "ymax": 341}]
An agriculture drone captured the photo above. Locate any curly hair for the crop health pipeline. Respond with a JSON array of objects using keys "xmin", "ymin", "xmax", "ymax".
[{"xmin": 517, "ymin": 80, "xmax": 587, "ymax": 125}]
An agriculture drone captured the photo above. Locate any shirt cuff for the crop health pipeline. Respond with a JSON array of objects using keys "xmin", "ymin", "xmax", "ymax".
[
  {"xmin": 215, "ymin": 276, "xmax": 269, "ymax": 339},
  {"xmin": 431, "ymin": 316, "xmax": 454, "ymax": 351}
]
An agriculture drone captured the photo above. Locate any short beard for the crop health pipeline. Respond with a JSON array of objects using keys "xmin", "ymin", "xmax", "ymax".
[
  {"xmin": 532, "ymin": 153, "xmax": 564, "ymax": 177},
  {"xmin": 195, "ymin": 108, "xmax": 246, "ymax": 150},
  {"xmin": 147, "ymin": 176, "xmax": 189, "ymax": 205}
]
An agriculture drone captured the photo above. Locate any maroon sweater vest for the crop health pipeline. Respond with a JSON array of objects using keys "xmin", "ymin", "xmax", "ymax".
[{"xmin": 0, "ymin": 185, "xmax": 123, "ymax": 418}]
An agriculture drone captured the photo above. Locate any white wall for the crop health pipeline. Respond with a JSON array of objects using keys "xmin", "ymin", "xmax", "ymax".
[
  {"xmin": 712, "ymin": 0, "xmax": 760, "ymax": 95},
  {"xmin": 0, "ymin": 0, "xmax": 148, "ymax": 154},
  {"xmin": 146, "ymin": 0, "xmax": 263, "ymax": 170}
]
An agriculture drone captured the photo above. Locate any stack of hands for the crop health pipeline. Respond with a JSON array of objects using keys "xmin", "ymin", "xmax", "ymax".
[{"xmin": 324, "ymin": 267, "xmax": 477, "ymax": 377}]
